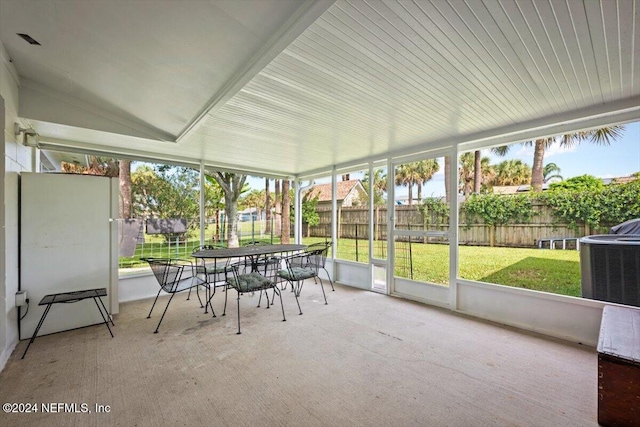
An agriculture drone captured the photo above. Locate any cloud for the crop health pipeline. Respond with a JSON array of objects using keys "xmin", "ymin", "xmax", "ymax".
[{"xmin": 545, "ymin": 143, "xmax": 577, "ymax": 157}]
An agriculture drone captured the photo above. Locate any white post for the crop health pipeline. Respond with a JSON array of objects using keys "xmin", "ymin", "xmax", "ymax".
[
  {"xmin": 448, "ymin": 148, "xmax": 459, "ymax": 310},
  {"xmin": 294, "ymin": 180, "xmax": 301, "ymax": 244},
  {"xmin": 386, "ymin": 158, "xmax": 394, "ymax": 295},
  {"xmin": 199, "ymin": 160, "xmax": 205, "ymax": 245},
  {"xmin": 368, "ymin": 163, "xmax": 374, "ymax": 263},
  {"xmin": 331, "ymin": 169, "xmax": 338, "ymax": 261}
]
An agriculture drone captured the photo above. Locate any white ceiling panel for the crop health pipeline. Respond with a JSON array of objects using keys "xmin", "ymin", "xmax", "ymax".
[{"xmin": 2, "ymin": 0, "xmax": 638, "ymax": 178}]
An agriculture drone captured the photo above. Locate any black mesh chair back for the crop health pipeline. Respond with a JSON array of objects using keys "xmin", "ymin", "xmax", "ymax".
[
  {"xmin": 190, "ymin": 244, "xmax": 229, "ymax": 299},
  {"xmin": 305, "ymin": 242, "xmax": 334, "ymax": 291},
  {"xmin": 222, "ymin": 254, "xmax": 300, "ymax": 334},
  {"xmin": 148, "ymin": 258, "xmax": 183, "ymax": 294},
  {"xmin": 278, "ymin": 251, "xmax": 328, "ymax": 305},
  {"xmin": 144, "ymin": 258, "xmax": 211, "ymax": 333}
]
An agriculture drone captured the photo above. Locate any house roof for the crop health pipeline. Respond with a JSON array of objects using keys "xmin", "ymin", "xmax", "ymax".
[
  {"xmin": 306, "ymin": 180, "xmax": 363, "ymax": 202},
  {"xmin": 2, "ymin": 1, "xmax": 638, "ymax": 177}
]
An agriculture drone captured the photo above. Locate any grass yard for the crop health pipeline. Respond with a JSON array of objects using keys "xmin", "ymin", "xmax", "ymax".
[
  {"xmin": 302, "ymin": 237, "xmax": 582, "ymax": 297},
  {"xmin": 122, "ymin": 231, "xmax": 582, "ymax": 298},
  {"xmin": 459, "ymin": 246, "xmax": 580, "ymax": 296}
]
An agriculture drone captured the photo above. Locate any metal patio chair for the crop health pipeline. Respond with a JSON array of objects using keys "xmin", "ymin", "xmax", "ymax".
[
  {"xmin": 189, "ymin": 244, "xmax": 228, "ymax": 302},
  {"xmin": 145, "ymin": 258, "xmax": 211, "ymax": 333},
  {"xmin": 306, "ymin": 242, "xmax": 335, "ymax": 291},
  {"xmin": 277, "ymin": 250, "xmax": 328, "ymax": 305},
  {"xmin": 223, "ymin": 254, "xmax": 300, "ymax": 334}
]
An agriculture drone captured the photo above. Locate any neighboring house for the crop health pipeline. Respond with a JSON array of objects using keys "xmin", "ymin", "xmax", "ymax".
[{"xmin": 305, "ymin": 180, "xmax": 368, "ymax": 208}]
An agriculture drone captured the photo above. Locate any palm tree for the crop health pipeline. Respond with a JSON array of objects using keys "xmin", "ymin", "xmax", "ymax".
[
  {"xmin": 459, "ymin": 153, "xmax": 492, "ymax": 197},
  {"xmin": 395, "ymin": 160, "xmax": 439, "ymax": 205},
  {"xmin": 395, "ymin": 165, "xmax": 415, "ymax": 205},
  {"xmin": 473, "ymin": 151, "xmax": 482, "ymax": 194},
  {"xmin": 281, "ymin": 180, "xmax": 291, "ymax": 243},
  {"xmin": 490, "ymin": 160, "xmax": 531, "ymax": 186},
  {"xmin": 527, "ymin": 126, "xmax": 623, "ymax": 191},
  {"xmin": 543, "ymin": 163, "xmax": 563, "ymax": 183},
  {"xmin": 363, "ymin": 169, "xmax": 387, "ymax": 206},
  {"xmin": 444, "ymin": 156, "xmax": 451, "ymax": 203},
  {"xmin": 265, "ymin": 178, "xmax": 271, "ymax": 233},
  {"xmin": 414, "ymin": 160, "xmax": 440, "ymax": 202}
]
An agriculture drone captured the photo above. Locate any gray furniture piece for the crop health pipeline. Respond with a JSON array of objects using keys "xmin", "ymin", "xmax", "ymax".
[
  {"xmin": 190, "ymin": 244, "xmax": 227, "ymax": 311},
  {"xmin": 21, "ymin": 288, "xmax": 114, "ymax": 359},
  {"xmin": 192, "ymin": 244, "xmax": 306, "ymax": 334},
  {"xmin": 306, "ymin": 242, "xmax": 335, "ymax": 291},
  {"xmin": 145, "ymin": 258, "xmax": 210, "ymax": 333},
  {"xmin": 278, "ymin": 250, "xmax": 328, "ymax": 306}
]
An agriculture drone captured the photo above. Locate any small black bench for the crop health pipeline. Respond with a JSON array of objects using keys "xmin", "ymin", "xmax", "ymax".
[
  {"xmin": 21, "ymin": 288, "xmax": 114, "ymax": 359},
  {"xmin": 597, "ymin": 305, "xmax": 640, "ymax": 427}
]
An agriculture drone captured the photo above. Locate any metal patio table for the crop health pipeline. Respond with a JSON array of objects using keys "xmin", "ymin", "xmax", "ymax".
[{"xmin": 192, "ymin": 244, "xmax": 306, "ymax": 311}]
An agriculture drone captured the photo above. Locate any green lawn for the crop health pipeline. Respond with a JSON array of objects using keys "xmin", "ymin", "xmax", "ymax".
[
  {"xmin": 301, "ymin": 237, "xmax": 581, "ymax": 297},
  {"xmin": 122, "ymin": 232, "xmax": 582, "ymax": 297}
]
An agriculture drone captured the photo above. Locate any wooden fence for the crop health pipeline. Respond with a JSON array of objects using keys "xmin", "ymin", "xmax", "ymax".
[{"xmin": 308, "ymin": 202, "xmax": 612, "ymax": 248}]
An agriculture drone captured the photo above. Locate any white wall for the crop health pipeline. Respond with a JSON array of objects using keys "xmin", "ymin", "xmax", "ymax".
[
  {"xmin": 333, "ymin": 259, "xmax": 605, "ymax": 346},
  {"xmin": 1, "ymin": 41, "xmax": 34, "ymax": 370},
  {"xmin": 118, "ymin": 271, "xmax": 159, "ymax": 303}
]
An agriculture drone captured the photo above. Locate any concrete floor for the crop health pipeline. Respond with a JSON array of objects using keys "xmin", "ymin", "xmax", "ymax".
[{"xmin": 0, "ymin": 282, "xmax": 598, "ymax": 427}]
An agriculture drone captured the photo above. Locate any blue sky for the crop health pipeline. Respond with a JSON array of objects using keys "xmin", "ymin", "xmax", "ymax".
[
  {"xmin": 246, "ymin": 120, "xmax": 640, "ymax": 199},
  {"xmin": 413, "ymin": 120, "xmax": 640, "ymax": 199}
]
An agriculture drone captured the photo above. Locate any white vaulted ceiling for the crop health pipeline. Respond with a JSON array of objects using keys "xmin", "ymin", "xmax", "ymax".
[{"xmin": 2, "ymin": 0, "xmax": 639, "ymax": 177}]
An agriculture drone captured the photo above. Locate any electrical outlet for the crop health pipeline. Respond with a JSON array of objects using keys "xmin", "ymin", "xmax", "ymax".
[{"xmin": 15, "ymin": 291, "xmax": 27, "ymax": 307}]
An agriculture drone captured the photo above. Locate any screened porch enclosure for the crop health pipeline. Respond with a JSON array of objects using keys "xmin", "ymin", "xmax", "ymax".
[{"xmin": 2, "ymin": 1, "xmax": 640, "ymax": 424}]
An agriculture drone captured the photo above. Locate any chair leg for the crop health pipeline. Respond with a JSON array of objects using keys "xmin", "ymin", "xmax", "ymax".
[
  {"xmin": 236, "ymin": 291, "xmax": 242, "ymax": 335},
  {"xmin": 295, "ymin": 280, "xmax": 304, "ymax": 297},
  {"xmin": 292, "ymin": 284, "xmax": 302, "ymax": 315},
  {"xmin": 317, "ymin": 276, "xmax": 328, "ymax": 305},
  {"xmin": 195, "ymin": 285, "xmax": 204, "ymax": 308},
  {"xmin": 223, "ymin": 285, "xmax": 228, "ymax": 316},
  {"xmin": 275, "ymin": 287, "xmax": 287, "ymax": 321},
  {"xmin": 147, "ymin": 288, "xmax": 163, "ymax": 319},
  {"xmin": 204, "ymin": 285, "xmax": 216, "ymax": 318},
  {"xmin": 322, "ymin": 268, "xmax": 335, "ymax": 291},
  {"xmin": 154, "ymin": 293, "xmax": 177, "ymax": 333},
  {"xmin": 186, "ymin": 287, "xmax": 192, "ymax": 300}
]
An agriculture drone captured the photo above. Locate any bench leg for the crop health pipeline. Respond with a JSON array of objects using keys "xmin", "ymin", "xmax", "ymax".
[
  {"xmin": 21, "ymin": 304, "xmax": 52, "ymax": 359},
  {"xmin": 92, "ymin": 297, "xmax": 114, "ymax": 338}
]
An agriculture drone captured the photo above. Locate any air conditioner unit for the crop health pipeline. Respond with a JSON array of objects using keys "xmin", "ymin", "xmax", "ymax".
[{"xmin": 580, "ymin": 235, "xmax": 640, "ymax": 307}]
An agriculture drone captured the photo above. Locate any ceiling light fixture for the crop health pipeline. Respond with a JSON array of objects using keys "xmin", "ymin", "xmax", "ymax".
[
  {"xmin": 17, "ymin": 33, "xmax": 41, "ymax": 45},
  {"xmin": 14, "ymin": 123, "xmax": 40, "ymax": 147}
]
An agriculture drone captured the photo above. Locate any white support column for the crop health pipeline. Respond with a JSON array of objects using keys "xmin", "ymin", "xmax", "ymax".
[
  {"xmin": 448, "ymin": 148, "xmax": 459, "ymax": 310},
  {"xmin": 31, "ymin": 147, "xmax": 40, "ymax": 173},
  {"xmin": 199, "ymin": 160, "xmax": 205, "ymax": 245},
  {"xmin": 294, "ymin": 180, "xmax": 301, "ymax": 244},
  {"xmin": 386, "ymin": 158, "xmax": 395, "ymax": 294},
  {"xmin": 368, "ymin": 163, "xmax": 374, "ymax": 263},
  {"xmin": 331, "ymin": 169, "xmax": 338, "ymax": 258}
]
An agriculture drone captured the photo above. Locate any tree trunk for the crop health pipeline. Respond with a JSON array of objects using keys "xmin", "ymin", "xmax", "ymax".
[
  {"xmin": 444, "ymin": 156, "xmax": 451, "ymax": 204},
  {"xmin": 119, "ymin": 160, "xmax": 132, "ymax": 218},
  {"xmin": 407, "ymin": 183, "xmax": 413, "ymax": 206},
  {"xmin": 274, "ymin": 179, "xmax": 281, "ymax": 236},
  {"xmin": 214, "ymin": 209, "xmax": 220, "ymax": 242},
  {"xmin": 531, "ymin": 139, "xmax": 546, "ymax": 192},
  {"xmin": 225, "ymin": 191, "xmax": 239, "ymax": 248},
  {"xmin": 281, "ymin": 180, "xmax": 291, "ymax": 243},
  {"xmin": 473, "ymin": 150, "xmax": 481, "ymax": 194},
  {"xmin": 265, "ymin": 178, "xmax": 271, "ymax": 233},
  {"xmin": 417, "ymin": 182, "xmax": 422, "ymax": 203}
]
